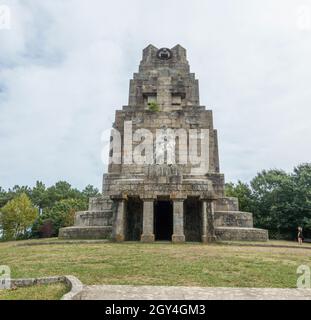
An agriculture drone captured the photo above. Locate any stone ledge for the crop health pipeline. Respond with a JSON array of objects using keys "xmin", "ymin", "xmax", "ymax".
[
  {"xmin": 75, "ymin": 211, "xmax": 113, "ymax": 227},
  {"xmin": 11, "ymin": 276, "xmax": 65, "ymax": 288},
  {"xmin": 59, "ymin": 226, "xmax": 112, "ymax": 240},
  {"xmin": 215, "ymin": 197, "xmax": 239, "ymax": 212},
  {"xmin": 75, "ymin": 284, "xmax": 311, "ymax": 300},
  {"xmin": 214, "ymin": 211, "xmax": 254, "ymax": 228},
  {"xmin": 215, "ymin": 227, "xmax": 269, "ymax": 242},
  {"xmin": 62, "ymin": 275, "xmax": 84, "ymax": 300},
  {"xmin": 9, "ymin": 275, "xmax": 84, "ymax": 300}
]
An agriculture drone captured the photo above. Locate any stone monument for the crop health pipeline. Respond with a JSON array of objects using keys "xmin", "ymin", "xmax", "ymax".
[{"xmin": 59, "ymin": 45, "xmax": 268, "ymax": 242}]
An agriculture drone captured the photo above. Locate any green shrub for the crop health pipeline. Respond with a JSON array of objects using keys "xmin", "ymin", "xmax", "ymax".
[
  {"xmin": 148, "ymin": 101, "xmax": 160, "ymax": 112},
  {"xmin": 0, "ymin": 193, "xmax": 38, "ymax": 241}
]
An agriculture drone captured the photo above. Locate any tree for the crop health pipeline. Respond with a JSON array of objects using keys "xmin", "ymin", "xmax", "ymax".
[
  {"xmin": 30, "ymin": 181, "xmax": 49, "ymax": 210},
  {"xmin": 224, "ymin": 167, "xmax": 311, "ymax": 240},
  {"xmin": 0, "ymin": 187, "xmax": 8, "ymax": 208},
  {"xmin": 82, "ymin": 185, "xmax": 100, "ymax": 200},
  {"xmin": 0, "ymin": 185, "xmax": 31, "ymax": 209},
  {"xmin": 0, "ymin": 181, "xmax": 99, "ymax": 240},
  {"xmin": 8, "ymin": 185, "xmax": 32, "ymax": 199},
  {"xmin": 292, "ymin": 164, "xmax": 311, "ymax": 232},
  {"xmin": 249, "ymin": 169, "xmax": 297, "ymax": 238},
  {"xmin": 225, "ymin": 181, "xmax": 253, "ymax": 212},
  {"xmin": 36, "ymin": 219, "xmax": 54, "ymax": 238},
  {"xmin": 34, "ymin": 198, "xmax": 87, "ymax": 238},
  {"xmin": 45, "ymin": 181, "xmax": 80, "ymax": 206},
  {"xmin": 0, "ymin": 193, "xmax": 38, "ymax": 241}
]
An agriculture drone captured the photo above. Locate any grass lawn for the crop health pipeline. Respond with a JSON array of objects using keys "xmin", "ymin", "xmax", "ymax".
[
  {"xmin": 0, "ymin": 239, "xmax": 311, "ymax": 293},
  {"xmin": 219, "ymin": 240, "xmax": 311, "ymax": 247},
  {"xmin": 0, "ymin": 283, "xmax": 68, "ymax": 300}
]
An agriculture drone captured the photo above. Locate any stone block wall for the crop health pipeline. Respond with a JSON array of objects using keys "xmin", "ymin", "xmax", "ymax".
[
  {"xmin": 214, "ymin": 211, "xmax": 253, "ymax": 228},
  {"xmin": 215, "ymin": 227, "xmax": 269, "ymax": 241},
  {"xmin": 58, "ymin": 44, "xmax": 269, "ymax": 243},
  {"xmin": 215, "ymin": 197, "xmax": 239, "ymax": 211}
]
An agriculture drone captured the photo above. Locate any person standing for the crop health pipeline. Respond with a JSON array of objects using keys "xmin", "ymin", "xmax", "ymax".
[{"xmin": 298, "ymin": 227, "xmax": 304, "ymax": 245}]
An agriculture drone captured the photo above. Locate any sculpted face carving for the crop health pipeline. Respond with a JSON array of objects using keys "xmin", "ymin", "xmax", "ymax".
[{"xmin": 157, "ymin": 48, "xmax": 172, "ymax": 60}]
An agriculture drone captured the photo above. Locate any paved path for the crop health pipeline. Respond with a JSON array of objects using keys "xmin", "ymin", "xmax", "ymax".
[{"xmin": 74, "ymin": 285, "xmax": 311, "ymax": 300}]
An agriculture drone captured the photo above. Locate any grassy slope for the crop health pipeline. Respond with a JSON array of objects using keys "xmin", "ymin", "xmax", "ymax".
[
  {"xmin": 0, "ymin": 240, "xmax": 311, "ymax": 290},
  {"xmin": 0, "ymin": 283, "xmax": 68, "ymax": 300}
]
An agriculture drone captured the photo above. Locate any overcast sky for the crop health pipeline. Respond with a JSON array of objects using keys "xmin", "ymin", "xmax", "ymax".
[{"xmin": 0, "ymin": 0, "xmax": 310, "ymax": 190}]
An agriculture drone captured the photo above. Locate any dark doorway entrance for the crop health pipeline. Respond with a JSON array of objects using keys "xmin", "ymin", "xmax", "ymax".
[
  {"xmin": 154, "ymin": 200, "xmax": 173, "ymax": 241},
  {"xmin": 125, "ymin": 197, "xmax": 143, "ymax": 241},
  {"xmin": 184, "ymin": 197, "xmax": 202, "ymax": 242}
]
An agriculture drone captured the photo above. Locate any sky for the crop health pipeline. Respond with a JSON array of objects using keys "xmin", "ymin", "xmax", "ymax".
[{"xmin": 0, "ymin": 0, "xmax": 311, "ymax": 190}]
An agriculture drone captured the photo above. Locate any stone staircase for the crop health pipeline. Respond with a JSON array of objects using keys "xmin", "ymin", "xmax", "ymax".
[
  {"xmin": 58, "ymin": 196, "xmax": 115, "ymax": 239},
  {"xmin": 214, "ymin": 197, "xmax": 268, "ymax": 241}
]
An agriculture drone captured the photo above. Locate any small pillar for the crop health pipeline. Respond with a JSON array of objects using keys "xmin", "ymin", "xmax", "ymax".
[
  {"xmin": 201, "ymin": 199, "xmax": 216, "ymax": 243},
  {"xmin": 113, "ymin": 197, "xmax": 126, "ymax": 242},
  {"xmin": 141, "ymin": 198, "xmax": 155, "ymax": 243},
  {"xmin": 172, "ymin": 199, "xmax": 185, "ymax": 243},
  {"xmin": 201, "ymin": 201, "xmax": 208, "ymax": 243}
]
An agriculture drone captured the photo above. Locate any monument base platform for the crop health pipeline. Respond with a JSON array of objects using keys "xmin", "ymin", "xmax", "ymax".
[
  {"xmin": 59, "ymin": 226, "xmax": 112, "ymax": 240},
  {"xmin": 215, "ymin": 227, "xmax": 268, "ymax": 242}
]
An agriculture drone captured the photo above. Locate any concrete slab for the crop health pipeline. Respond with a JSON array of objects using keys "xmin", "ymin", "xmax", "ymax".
[{"xmin": 74, "ymin": 285, "xmax": 311, "ymax": 300}]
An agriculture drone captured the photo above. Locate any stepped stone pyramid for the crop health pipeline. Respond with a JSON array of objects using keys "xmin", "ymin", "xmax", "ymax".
[{"xmin": 59, "ymin": 45, "xmax": 268, "ymax": 242}]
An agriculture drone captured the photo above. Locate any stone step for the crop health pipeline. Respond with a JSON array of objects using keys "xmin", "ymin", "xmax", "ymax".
[
  {"xmin": 75, "ymin": 211, "xmax": 113, "ymax": 227},
  {"xmin": 89, "ymin": 196, "xmax": 113, "ymax": 211},
  {"xmin": 215, "ymin": 197, "xmax": 239, "ymax": 212},
  {"xmin": 215, "ymin": 227, "xmax": 268, "ymax": 242},
  {"xmin": 59, "ymin": 226, "xmax": 113, "ymax": 240},
  {"xmin": 214, "ymin": 211, "xmax": 253, "ymax": 228}
]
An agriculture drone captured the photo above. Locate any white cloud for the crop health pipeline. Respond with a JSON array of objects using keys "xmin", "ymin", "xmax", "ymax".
[{"xmin": 0, "ymin": 0, "xmax": 310, "ymax": 189}]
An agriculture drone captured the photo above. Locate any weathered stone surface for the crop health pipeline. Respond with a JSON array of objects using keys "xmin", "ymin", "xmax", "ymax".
[
  {"xmin": 10, "ymin": 275, "xmax": 84, "ymax": 301},
  {"xmin": 75, "ymin": 211, "xmax": 113, "ymax": 227},
  {"xmin": 112, "ymin": 199, "xmax": 126, "ymax": 242},
  {"xmin": 11, "ymin": 276, "xmax": 65, "ymax": 288},
  {"xmin": 75, "ymin": 285, "xmax": 311, "ymax": 300},
  {"xmin": 215, "ymin": 197, "xmax": 239, "ymax": 211},
  {"xmin": 89, "ymin": 196, "xmax": 113, "ymax": 211},
  {"xmin": 215, "ymin": 227, "xmax": 269, "ymax": 242},
  {"xmin": 214, "ymin": 211, "xmax": 253, "ymax": 228},
  {"xmin": 172, "ymin": 200, "xmax": 185, "ymax": 243},
  {"xmin": 58, "ymin": 226, "xmax": 112, "ymax": 240},
  {"xmin": 59, "ymin": 45, "xmax": 268, "ymax": 243},
  {"xmin": 141, "ymin": 199, "xmax": 155, "ymax": 242},
  {"xmin": 203, "ymin": 200, "xmax": 217, "ymax": 243}
]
